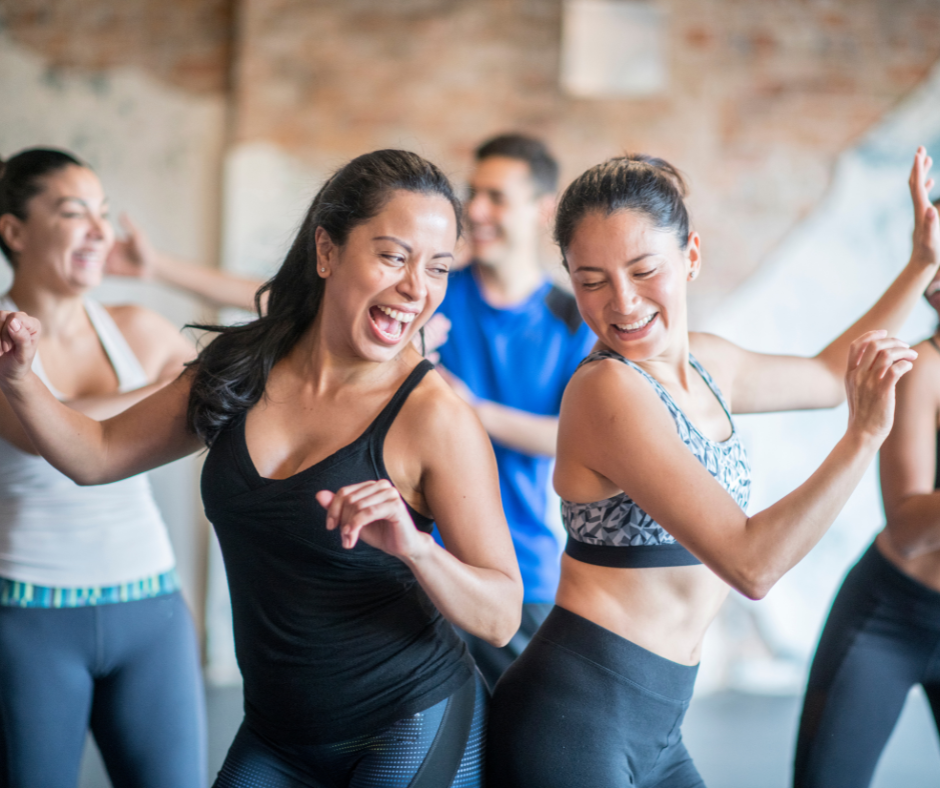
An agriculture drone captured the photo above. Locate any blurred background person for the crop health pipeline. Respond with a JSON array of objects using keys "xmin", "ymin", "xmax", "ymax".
[
  {"xmin": 0, "ymin": 148, "xmax": 204, "ymax": 788},
  {"xmin": 433, "ymin": 133, "xmax": 595, "ymax": 689}
]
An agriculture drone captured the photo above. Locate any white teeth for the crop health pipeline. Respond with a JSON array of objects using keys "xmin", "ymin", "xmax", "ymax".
[
  {"xmin": 615, "ymin": 313, "xmax": 655, "ymax": 332},
  {"xmin": 376, "ymin": 305, "xmax": 416, "ymax": 324}
]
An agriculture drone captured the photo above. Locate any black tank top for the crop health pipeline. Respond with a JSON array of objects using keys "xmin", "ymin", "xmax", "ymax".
[{"xmin": 201, "ymin": 360, "xmax": 473, "ymax": 745}]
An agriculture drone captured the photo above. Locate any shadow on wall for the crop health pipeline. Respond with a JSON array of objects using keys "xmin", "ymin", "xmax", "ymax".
[{"xmin": 696, "ymin": 58, "xmax": 940, "ymax": 696}]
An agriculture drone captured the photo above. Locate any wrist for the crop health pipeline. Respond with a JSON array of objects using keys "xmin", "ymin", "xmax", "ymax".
[
  {"xmin": 843, "ymin": 423, "xmax": 884, "ymax": 455},
  {"xmin": 402, "ymin": 530, "xmax": 436, "ymax": 568}
]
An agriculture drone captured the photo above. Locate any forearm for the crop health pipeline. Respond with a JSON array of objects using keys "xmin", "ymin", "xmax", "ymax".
[
  {"xmin": 732, "ymin": 431, "xmax": 878, "ymax": 598},
  {"xmin": 2, "ymin": 371, "xmax": 111, "ymax": 484},
  {"xmin": 474, "ymin": 401, "xmax": 558, "ymax": 456},
  {"xmin": 883, "ymin": 494, "xmax": 940, "ymax": 558},
  {"xmin": 817, "ymin": 260, "xmax": 936, "ymax": 378},
  {"xmin": 404, "ymin": 532, "xmax": 523, "ymax": 646},
  {"xmin": 154, "ymin": 253, "xmax": 262, "ymax": 312}
]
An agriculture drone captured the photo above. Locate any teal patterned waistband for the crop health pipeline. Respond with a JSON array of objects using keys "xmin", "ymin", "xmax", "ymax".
[{"xmin": 0, "ymin": 569, "xmax": 181, "ymax": 608}]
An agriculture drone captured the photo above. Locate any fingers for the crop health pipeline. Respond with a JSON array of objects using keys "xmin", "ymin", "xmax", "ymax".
[
  {"xmin": 869, "ymin": 345, "xmax": 917, "ymax": 380},
  {"xmin": 0, "ymin": 311, "xmax": 36, "ymax": 356},
  {"xmin": 317, "ymin": 480, "xmax": 406, "ymax": 549},
  {"xmin": 847, "ymin": 330, "xmax": 887, "ymax": 370},
  {"xmin": 853, "ymin": 336, "xmax": 911, "ymax": 377}
]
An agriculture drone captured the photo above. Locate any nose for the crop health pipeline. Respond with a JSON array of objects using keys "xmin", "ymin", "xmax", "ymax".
[
  {"xmin": 87, "ymin": 212, "xmax": 111, "ymax": 243},
  {"xmin": 610, "ymin": 275, "xmax": 639, "ymax": 315},
  {"xmin": 397, "ymin": 261, "xmax": 428, "ymax": 303}
]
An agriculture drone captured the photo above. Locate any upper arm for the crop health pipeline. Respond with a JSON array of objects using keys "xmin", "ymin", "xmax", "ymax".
[
  {"xmin": 97, "ymin": 370, "xmax": 204, "ymax": 481},
  {"xmin": 690, "ymin": 332, "xmax": 844, "ymax": 414},
  {"xmin": 879, "ymin": 344, "xmax": 940, "ymax": 519},
  {"xmin": 558, "ymin": 361, "xmax": 750, "ymax": 583},
  {"xmin": 401, "ymin": 375, "xmax": 520, "ymax": 580},
  {"xmin": 105, "ymin": 305, "xmax": 196, "ymax": 382}
]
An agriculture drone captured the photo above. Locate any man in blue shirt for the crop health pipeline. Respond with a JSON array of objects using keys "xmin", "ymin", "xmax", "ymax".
[{"xmin": 435, "ymin": 134, "xmax": 595, "ymax": 689}]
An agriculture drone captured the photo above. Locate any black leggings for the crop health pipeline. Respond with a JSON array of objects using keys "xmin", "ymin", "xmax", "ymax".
[
  {"xmin": 794, "ymin": 542, "xmax": 940, "ymax": 788},
  {"xmin": 488, "ymin": 606, "xmax": 703, "ymax": 788},
  {"xmin": 213, "ymin": 673, "xmax": 487, "ymax": 788}
]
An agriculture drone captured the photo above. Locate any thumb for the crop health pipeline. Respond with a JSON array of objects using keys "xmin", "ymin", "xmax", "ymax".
[{"xmin": 315, "ymin": 490, "xmax": 335, "ymax": 509}]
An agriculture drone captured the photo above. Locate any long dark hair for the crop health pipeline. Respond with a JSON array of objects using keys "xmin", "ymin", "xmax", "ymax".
[
  {"xmin": 0, "ymin": 148, "xmax": 85, "ymax": 265},
  {"xmin": 554, "ymin": 154, "xmax": 690, "ymax": 267},
  {"xmin": 187, "ymin": 149, "xmax": 462, "ymax": 446}
]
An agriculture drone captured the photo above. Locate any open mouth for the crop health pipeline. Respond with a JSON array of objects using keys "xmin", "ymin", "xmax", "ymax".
[
  {"xmin": 612, "ymin": 312, "xmax": 658, "ymax": 337},
  {"xmin": 369, "ymin": 304, "xmax": 417, "ymax": 343}
]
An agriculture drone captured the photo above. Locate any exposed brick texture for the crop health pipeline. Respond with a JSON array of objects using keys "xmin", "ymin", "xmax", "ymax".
[
  {"xmin": 0, "ymin": 0, "xmax": 234, "ymax": 94},
  {"xmin": 232, "ymin": 0, "xmax": 940, "ymax": 310}
]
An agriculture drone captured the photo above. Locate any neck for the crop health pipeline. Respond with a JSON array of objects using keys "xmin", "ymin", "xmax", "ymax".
[
  {"xmin": 473, "ymin": 254, "xmax": 544, "ymax": 307},
  {"xmin": 7, "ymin": 279, "xmax": 88, "ymax": 339},
  {"xmin": 287, "ymin": 311, "xmax": 409, "ymax": 397}
]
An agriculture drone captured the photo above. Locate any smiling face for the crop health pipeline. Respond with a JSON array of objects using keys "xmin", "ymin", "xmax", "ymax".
[
  {"xmin": 0, "ymin": 165, "xmax": 113, "ymax": 295},
  {"xmin": 465, "ymin": 156, "xmax": 543, "ymax": 270},
  {"xmin": 316, "ymin": 189, "xmax": 458, "ymax": 363},
  {"xmin": 566, "ymin": 209, "xmax": 700, "ymax": 362}
]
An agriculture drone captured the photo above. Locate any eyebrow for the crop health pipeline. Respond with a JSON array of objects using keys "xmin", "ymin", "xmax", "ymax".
[
  {"xmin": 573, "ymin": 252, "xmax": 656, "ymax": 273},
  {"xmin": 372, "ymin": 235, "xmax": 454, "ymax": 260},
  {"xmin": 54, "ymin": 196, "xmax": 108, "ymax": 209}
]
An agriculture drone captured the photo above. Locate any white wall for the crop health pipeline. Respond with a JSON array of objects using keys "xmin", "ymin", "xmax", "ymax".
[{"xmin": 696, "ymin": 59, "xmax": 940, "ymax": 694}]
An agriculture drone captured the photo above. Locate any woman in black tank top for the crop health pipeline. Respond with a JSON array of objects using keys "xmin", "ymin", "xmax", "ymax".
[
  {"xmin": 794, "ymin": 255, "xmax": 940, "ymax": 788},
  {"xmin": 0, "ymin": 150, "xmax": 522, "ymax": 788}
]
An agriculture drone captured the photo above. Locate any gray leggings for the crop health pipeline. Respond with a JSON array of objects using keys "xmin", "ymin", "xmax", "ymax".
[
  {"xmin": 488, "ymin": 606, "xmax": 704, "ymax": 788},
  {"xmin": 0, "ymin": 592, "xmax": 206, "ymax": 788}
]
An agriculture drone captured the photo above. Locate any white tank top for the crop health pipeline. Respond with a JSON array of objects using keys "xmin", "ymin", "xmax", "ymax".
[{"xmin": 0, "ymin": 296, "xmax": 176, "ymax": 587}]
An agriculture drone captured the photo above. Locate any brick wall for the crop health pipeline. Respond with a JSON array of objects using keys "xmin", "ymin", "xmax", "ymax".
[{"xmin": 0, "ymin": 0, "xmax": 234, "ymax": 94}]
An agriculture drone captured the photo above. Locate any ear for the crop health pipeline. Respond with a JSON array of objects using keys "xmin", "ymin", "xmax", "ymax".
[
  {"xmin": 314, "ymin": 226, "xmax": 336, "ymax": 277},
  {"xmin": 0, "ymin": 214, "xmax": 26, "ymax": 257},
  {"xmin": 685, "ymin": 231, "xmax": 702, "ymax": 282},
  {"xmin": 536, "ymin": 193, "xmax": 557, "ymax": 230}
]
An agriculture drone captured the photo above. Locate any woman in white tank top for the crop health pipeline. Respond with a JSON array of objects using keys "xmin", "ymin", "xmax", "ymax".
[{"xmin": 0, "ymin": 149, "xmax": 205, "ymax": 787}]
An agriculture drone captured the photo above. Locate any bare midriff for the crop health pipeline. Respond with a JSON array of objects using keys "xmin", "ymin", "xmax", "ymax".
[
  {"xmin": 554, "ymin": 553, "xmax": 731, "ymax": 666},
  {"xmin": 875, "ymin": 530, "xmax": 940, "ymax": 594}
]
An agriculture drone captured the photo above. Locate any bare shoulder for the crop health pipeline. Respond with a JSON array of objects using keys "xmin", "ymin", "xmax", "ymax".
[
  {"xmin": 689, "ymin": 331, "xmax": 739, "ymax": 373},
  {"xmin": 399, "ymin": 366, "xmax": 487, "ymax": 450},
  {"xmin": 104, "ymin": 304, "xmax": 195, "ymax": 377},
  {"xmin": 904, "ymin": 337, "xmax": 940, "ymax": 394}
]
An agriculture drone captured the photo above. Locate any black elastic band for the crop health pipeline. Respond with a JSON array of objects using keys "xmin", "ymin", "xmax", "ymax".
[
  {"xmin": 408, "ymin": 674, "xmax": 476, "ymax": 788},
  {"xmin": 565, "ymin": 537, "xmax": 702, "ymax": 568}
]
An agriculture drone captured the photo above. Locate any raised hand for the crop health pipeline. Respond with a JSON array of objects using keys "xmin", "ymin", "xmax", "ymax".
[
  {"xmin": 0, "ymin": 311, "xmax": 40, "ymax": 386},
  {"xmin": 316, "ymin": 479, "xmax": 428, "ymax": 559},
  {"xmin": 104, "ymin": 214, "xmax": 155, "ymax": 279},
  {"xmin": 844, "ymin": 330, "xmax": 917, "ymax": 443},
  {"xmin": 909, "ymin": 147, "xmax": 939, "ymax": 271}
]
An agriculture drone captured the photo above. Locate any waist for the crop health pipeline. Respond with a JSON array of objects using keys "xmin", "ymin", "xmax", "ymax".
[
  {"xmin": 536, "ymin": 606, "xmax": 699, "ymax": 701},
  {"xmin": 0, "ymin": 568, "xmax": 181, "ymax": 608},
  {"xmin": 556, "ymin": 553, "xmax": 728, "ymax": 665}
]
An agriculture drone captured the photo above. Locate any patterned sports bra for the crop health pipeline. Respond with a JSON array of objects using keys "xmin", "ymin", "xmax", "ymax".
[{"xmin": 562, "ymin": 349, "xmax": 751, "ymax": 568}]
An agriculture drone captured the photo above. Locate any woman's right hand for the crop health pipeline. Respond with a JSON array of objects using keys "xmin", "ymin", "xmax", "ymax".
[
  {"xmin": 0, "ymin": 311, "xmax": 40, "ymax": 386},
  {"xmin": 844, "ymin": 330, "xmax": 917, "ymax": 443},
  {"xmin": 909, "ymin": 146, "xmax": 939, "ymax": 272}
]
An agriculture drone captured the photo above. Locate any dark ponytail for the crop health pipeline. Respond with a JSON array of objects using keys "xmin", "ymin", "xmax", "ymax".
[
  {"xmin": 186, "ymin": 149, "xmax": 462, "ymax": 446},
  {"xmin": 0, "ymin": 148, "xmax": 85, "ymax": 264},
  {"xmin": 554, "ymin": 154, "xmax": 690, "ymax": 267}
]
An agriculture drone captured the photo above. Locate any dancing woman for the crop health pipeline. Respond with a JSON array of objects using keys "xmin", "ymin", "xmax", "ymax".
[
  {"xmin": 0, "ymin": 149, "xmax": 522, "ymax": 788},
  {"xmin": 487, "ymin": 148, "xmax": 938, "ymax": 788},
  {"xmin": 794, "ymin": 201, "xmax": 940, "ymax": 788},
  {"xmin": 0, "ymin": 148, "xmax": 203, "ymax": 788}
]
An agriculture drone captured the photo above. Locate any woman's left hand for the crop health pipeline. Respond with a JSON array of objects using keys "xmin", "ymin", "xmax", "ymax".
[
  {"xmin": 909, "ymin": 146, "xmax": 939, "ymax": 271},
  {"xmin": 316, "ymin": 480, "xmax": 428, "ymax": 558}
]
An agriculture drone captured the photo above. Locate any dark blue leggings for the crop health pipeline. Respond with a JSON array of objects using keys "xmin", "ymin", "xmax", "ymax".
[
  {"xmin": 488, "ymin": 606, "xmax": 704, "ymax": 788},
  {"xmin": 213, "ymin": 673, "xmax": 487, "ymax": 788},
  {"xmin": 0, "ymin": 591, "xmax": 206, "ymax": 788},
  {"xmin": 794, "ymin": 542, "xmax": 940, "ymax": 788}
]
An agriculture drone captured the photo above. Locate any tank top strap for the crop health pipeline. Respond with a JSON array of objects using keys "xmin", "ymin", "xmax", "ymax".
[
  {"xmin": 83, "ymin": 300, "xmax": 149, "ymax": 392},
  {"xmin": 367, "ymin": 359, "xmax": 435, "ymax": 444},
  {"xmin": 687, "ymin": 353, "xmax": 733, "ymax": 420}
]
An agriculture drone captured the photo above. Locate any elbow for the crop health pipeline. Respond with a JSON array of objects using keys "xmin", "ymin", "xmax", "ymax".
[
  {"xmin": 483, "ymin": 609, "xmax": 522, "ymax": 648},
  {"xmin": 731, "ymin": 564, "xmax": 779, "ymax": 601}
]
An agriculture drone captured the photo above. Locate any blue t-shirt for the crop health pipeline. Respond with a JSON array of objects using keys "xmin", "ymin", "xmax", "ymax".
[{"xmin": 435, "ymin": 266, "xmax": 595, "ymax": 603}]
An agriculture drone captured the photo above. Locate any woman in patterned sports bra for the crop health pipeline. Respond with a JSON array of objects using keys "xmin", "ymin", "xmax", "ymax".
[{"xmin": 488, "ymin": 147, "xmax": 940, "ymax": 788}]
